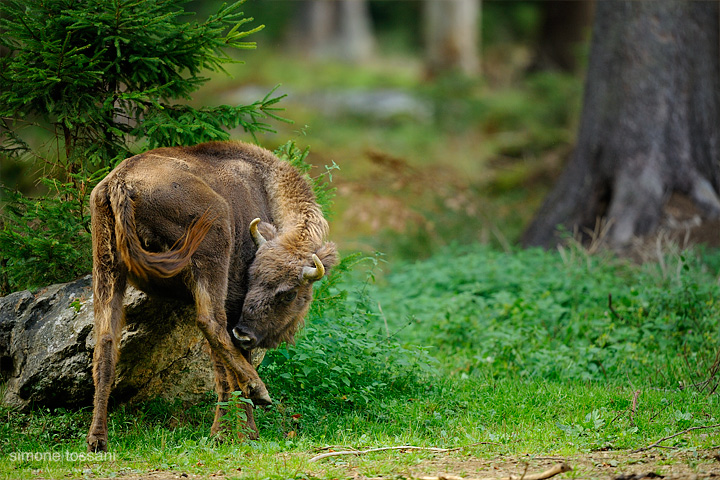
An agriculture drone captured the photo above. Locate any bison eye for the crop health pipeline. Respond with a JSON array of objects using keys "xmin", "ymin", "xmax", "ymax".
[{"xmin": 278, "ymin": 290, "xmax": 297, "ymax": 304}]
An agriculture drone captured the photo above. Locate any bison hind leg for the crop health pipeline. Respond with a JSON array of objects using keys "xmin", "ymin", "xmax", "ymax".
[{"xmin": 88, "ymin": 186, "xmax": 128, "ymax": 453}]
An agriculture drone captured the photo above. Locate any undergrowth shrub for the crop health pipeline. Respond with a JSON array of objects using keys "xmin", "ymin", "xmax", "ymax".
[
  {"xmin": 371, "ymin": 244, "xmax": 720, "ymax": 387},
  {"xmin": 0, "ymin": 177, "xmax": 98, "ymax": 293},
  {"xmin": 262, "ymin": 253, "xmax": 436, "ymax": 416}
]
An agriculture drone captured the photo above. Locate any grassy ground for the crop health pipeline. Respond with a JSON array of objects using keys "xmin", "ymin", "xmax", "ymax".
[
  {"xmin": 2, "ymin": 386, "xmax": 719, "ymax": 479},
  {"xmin": 1, "ymin": 380, "xmax": 719, "ymax": 479},
  {"xmin": 1, "ymin": 245, "xmax": 719, "ymax": 479}
]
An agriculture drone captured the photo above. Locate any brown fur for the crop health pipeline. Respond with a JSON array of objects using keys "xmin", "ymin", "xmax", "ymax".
[{"xmin": 87, "ymin": 141, "xmax": 337, "ymax": 452}]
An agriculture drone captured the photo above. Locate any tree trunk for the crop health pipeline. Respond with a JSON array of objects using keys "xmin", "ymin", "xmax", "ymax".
[
  {"xmin": 337, "ymin": 0, "xmax": 374, "ymax": 62},
  {"xmin": 529, "ymin": 0, "xmax": 594, "ymax": 73},
  {"xmin": 291, "ymin": 0, "xmax": 374, "ymax": 63},
  {"xmin": 424, "ymin": 0, "xmax": 481, "ymax": 77},
  {"xmin": 522, "ymin": 0, "xmax": 720, "ymax": 249}
]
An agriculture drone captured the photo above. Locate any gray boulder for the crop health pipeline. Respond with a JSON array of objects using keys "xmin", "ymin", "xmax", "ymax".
[{"xmin": 0, "ymin": 276, "xmax": 216, "ymax": 409}]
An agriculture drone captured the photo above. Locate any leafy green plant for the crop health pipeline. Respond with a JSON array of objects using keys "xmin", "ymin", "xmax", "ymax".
[
  {"xmin": 0, "ymin": 0, "xmax": 286, "ymax": 294},
  {"xmin": 0, "ymin": 178, "xmax": 97, "ymax": 291},
  {"xmin": 370, "ymin": 244, "xmax": 720, "ymax": 387},
  {"xmin": 219, "ymin": 392, "xmax": 254, "ymax": 439},
  {"xmin": 262, "ymin": 253, "xmax": 435, "ymax": 415}
]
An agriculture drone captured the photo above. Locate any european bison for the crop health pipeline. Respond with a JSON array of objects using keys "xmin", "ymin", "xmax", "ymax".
[{"xmin": 87, "ymin": 141, "xmax": 337, "ymax": 452}]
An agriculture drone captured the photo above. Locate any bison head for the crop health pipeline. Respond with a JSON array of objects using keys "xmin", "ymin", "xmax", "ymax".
[{"xmin": 231, "ymin": 218, "xmax": 338, "ymax": 350}]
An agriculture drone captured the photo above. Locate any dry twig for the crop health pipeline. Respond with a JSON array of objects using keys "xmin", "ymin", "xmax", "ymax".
[
  {"xmin": 417, "ymin": 462, "xmax": 572, "ymax": 480},
  {"xmin": 630, "ymin": 389, "xmax": 641, "ymax": 426},
  {"xmin": 632, "ymin": 423, "xmax": 720, "ymax": 453},
  {"xmin": 695, "ymin": 348, "xmax": 720, "ymax": 394},
  {"xmin": 308, "ymin": 443, "xmax": 499, "ymax": 463},
  {"xmin": 608, "ymin": 293, "xmax": 627, "ymax": 322}
]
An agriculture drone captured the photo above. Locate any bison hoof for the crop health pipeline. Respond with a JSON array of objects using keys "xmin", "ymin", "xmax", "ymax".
[
  {"xmin": 248, "ymin": 382, "xmax": 273, "ymax": 406},
  {"xmin": 87, "ymin": 434, "xmax": 108, "ymax": 453}
]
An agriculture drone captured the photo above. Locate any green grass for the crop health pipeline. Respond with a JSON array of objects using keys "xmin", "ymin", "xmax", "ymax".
[
  {"xmin": 1, "ymin": 381, "xmax": 717, "ymax": 479},
  {"xmin": 2, "ymin": 245, "xmax": 719, "ymax": 479}
]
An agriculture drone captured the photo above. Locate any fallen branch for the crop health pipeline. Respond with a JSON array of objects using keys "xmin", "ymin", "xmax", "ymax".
[
  {"xmin": 632, "ymin": 423, "xmax": 720, "ymax": 453},
  {"xmin": 313, "ymin": 445, "xmax": 358, "ymax": 452},
  {"xmin": 309, "ymin": 446, "xmax": 452, "ymax": 463},
  {"xmin": 418, "ymin": 462, "xmax": 572, "ymax": 480},
  {"xmin": 308, "ymin": 443, "xmax": 499, "ymax": 463}
]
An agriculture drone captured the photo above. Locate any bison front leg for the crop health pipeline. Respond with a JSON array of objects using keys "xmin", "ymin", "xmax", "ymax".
[
  {"xmin": 195, "ymin": 282, "xmax": 271, "ymax": 405},
  {"xmin": 209, "ymin": 350, "xmax": 259, "ymax": 441}
]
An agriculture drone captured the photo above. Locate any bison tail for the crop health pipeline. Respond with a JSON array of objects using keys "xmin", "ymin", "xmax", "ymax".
[{"xmin": 109, "ymin": 182, "xmax": 213, "ymax": 281}]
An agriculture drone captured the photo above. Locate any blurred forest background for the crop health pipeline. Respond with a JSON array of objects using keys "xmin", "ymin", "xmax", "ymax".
[
  {"xmin": 0, "ymin": 0, "xmax": 592, "ymax": 266},
  {"xmin": 186, "ymin": 0, "xmax": 594, "ymax": 258},
  {"xmin": 183, "ymin": 0, "xmax": 720, "ymax": 260},
  {"xmin": 1, "ymin": 0, "xmax": 719, "ymax": 290}
]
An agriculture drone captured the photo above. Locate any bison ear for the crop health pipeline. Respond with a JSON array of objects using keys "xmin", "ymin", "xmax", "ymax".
[
  {"xmin": 250, "ymin": 218, "xmax": 278, "ymax": 247},
  {"xmin": 301, "ymin": 243, "xmax": 338, "ymax": 282},
  {"xmin": 315, "ymin": 242, "xmax": 339, "ymax": 271},
  {"xmin": 257, "ymin": 221, "xmax": 277, "ymax": 241}
]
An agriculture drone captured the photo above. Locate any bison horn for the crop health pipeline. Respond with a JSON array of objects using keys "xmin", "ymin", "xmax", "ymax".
[
  {"xmin": 302, "ymin": 254, "xmax": 325, "ymax": 282},
  {"xmin": 249, "ymin": 218, "xmax": 267, "ymax": 247}
]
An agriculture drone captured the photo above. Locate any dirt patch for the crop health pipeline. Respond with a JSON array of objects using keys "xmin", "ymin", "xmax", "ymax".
[
  {"xmin": 88, "ymin": 450, "xmax": 720, "ymax": 480},
  {"xmin": 404, "ymin": 450, "xmax": 720, "ymax": 480}
]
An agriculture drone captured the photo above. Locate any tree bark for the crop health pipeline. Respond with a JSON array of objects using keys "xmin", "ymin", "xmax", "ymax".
[
  {"xmin": 522, "ymin": 0, "xmax": 720, "ymax": 249},
  {"xmin": 424, "ymin": 0, "xmax": 481, "ymax": 77}
]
